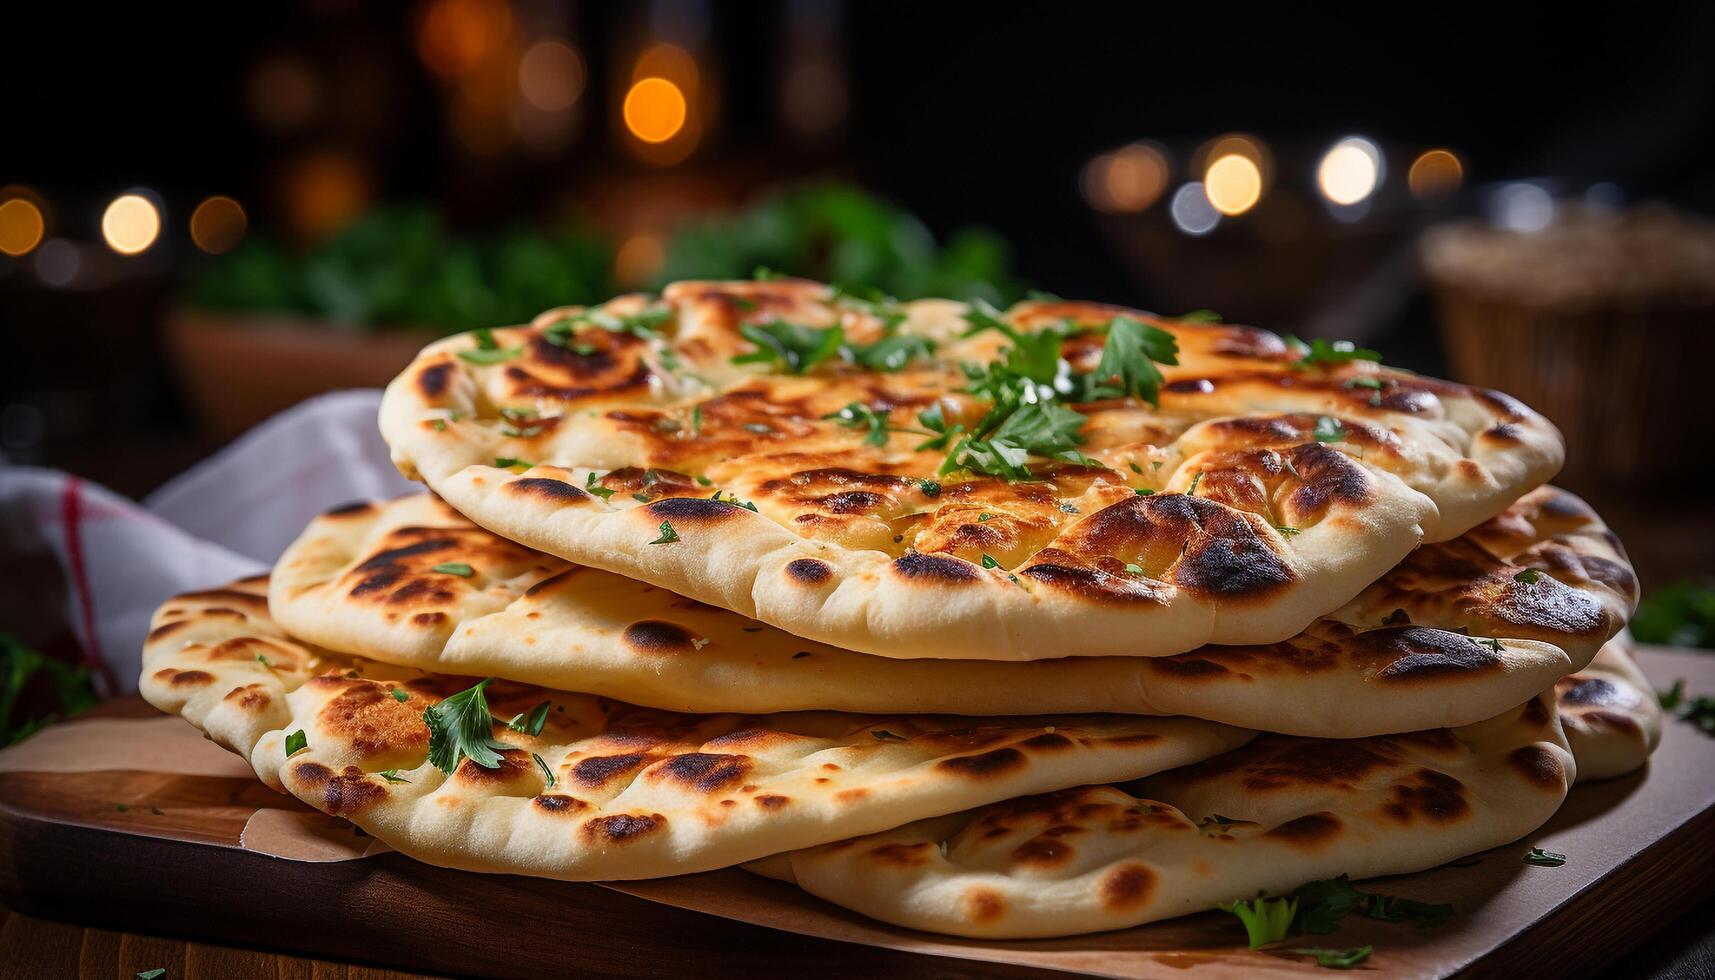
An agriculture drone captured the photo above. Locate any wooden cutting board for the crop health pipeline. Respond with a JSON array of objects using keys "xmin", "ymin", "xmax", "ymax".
[{"xmin": 1, "ymin": 646, "xmax": 1713, "ymax": 979}]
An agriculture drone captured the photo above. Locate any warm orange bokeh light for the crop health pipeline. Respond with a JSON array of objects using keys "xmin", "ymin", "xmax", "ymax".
[
  {"xmin": 615, "ymin": 232, "xmax": 666, "ymax": 286},
  {"xmin": 623, "ymin": 77, "xmax": 688, "ymax": 144},
  {"xmin": 1081, "ymin": 143, "xmax": 1170, "ymax": 213},
  {"xmin": 190, "ymin": 196, "xmax": 248, "ymax": 254},
  {"xmin": 0, "ymin": 197, "xmax": 45, "ymax": 257},
  {"xmin": 101, "ymin": 194, "xmax": 161, "ymax": 255},
  {"xmin": 1203, "ymin": 153, "xmax": 1263, "ymax": 216},
  {"xmin": 417, "ymin": 0, "xmax": 513, "ymax": 79},
  {"xmin": 284, "ymin": 151, "xmax": 369, "ymax": 241},
  {"xmin": 1408, "ymin": 148, "xmax": 1465, "ymax": 201},
  {"xmin": 518, "ymin": 39, "xmax": 585, "ymax": 112}
]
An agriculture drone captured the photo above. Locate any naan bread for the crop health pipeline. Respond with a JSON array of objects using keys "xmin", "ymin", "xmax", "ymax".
[
  {"xmin": 753, "ymin": 694, "xmax": 1574, "ymax": 938},
  {"xmin": 1556, "ymin": 636, "xmax": 1662, "ymax": 781},
  {"xmin": 378, "ymin": 279, "xmax": 1563, "ymax": 660},
  {"xmin": 267, "ymin": 486, "xmax": 1632, "ymax": 737},
  {"xmin": 140, "ymin": 578, "xmax": 1252, "ymax": 881}
]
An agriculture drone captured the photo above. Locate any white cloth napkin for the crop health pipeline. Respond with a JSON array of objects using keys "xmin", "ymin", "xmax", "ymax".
[{"xmin": 0, "ymin": 389, "xmax": 414, "ymax": 693}]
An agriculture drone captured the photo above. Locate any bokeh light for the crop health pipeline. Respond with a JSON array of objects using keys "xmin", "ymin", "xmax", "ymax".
[
  {"xmin": 1203, "ymin": 154, "xmax": 1263, "ymax": 216},
  {"xmin": 0, "ymin": 197, "xmax": 45, "ymax": 257},
  {"xmin": 615, "ymin": 232, "xmax": 665, "ymax": 287},
  {"xmin": 1492, "ymin": 182, "xmax": 1556, "ymax": 233},
  {"xmin": 623, "ymin": 77, "xmax": 688, "ymax": 144},
  {"xmin": 1317, "ymin": 137, "xmax": 1383, "ymax": 206},
  {"xmin": 35, "ymin": 239, "xmax": 81, "ymax": 286},
  {"xmin": 1169, "ymin": 182, "xmax": 1221, "ymax": 236},
  {"xmin": 518, "ymin": 39, "xmax": 585, "ymax": 112},
  {"xmin": 190, "ymin": 196, "xmax": 248, "ymax": 254},
  {"xmin": 284, "ymin": 150, "xmax": 369, "ymax": 240},
  {"xmin": 417, "ymin": 0, "xmax": 513, "ymax": 79},
  {"xmin": 1407, "ymin": 148, "xmax": 1464, "ymax": 201},
  {"xmin": 101, "ymin": 194, "xmax": 161, "ymax": 255},
  {"xmin": 1081, "ymin": 142, "xmax": 1170, "ymax": 213}
]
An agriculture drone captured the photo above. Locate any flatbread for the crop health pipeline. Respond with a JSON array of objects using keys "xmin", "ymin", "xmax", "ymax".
[
  {"xmin": 1556, "ymin": 636, "xmax": 1662, "ymax": 781},
  {"xmin": 139, "ymin": 578, "xmax": 1252, "ymax": 881},
  {"xmin": 752, "ymin": 694, "xmax": 1575, "ymax": 938},
  {"xmin": 267, "ymin": 486, "xmax": 1632, "ymax": 737},
  {"xmin": 378, "ymin": 279, "xmax": 1563, "ymax": 660}
]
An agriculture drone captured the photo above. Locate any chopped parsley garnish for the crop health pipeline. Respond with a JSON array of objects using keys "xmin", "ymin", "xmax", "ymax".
[
  {"xmin": 1221, "ymin": 896, "xmax": 1298, "ymax": 948},
  {"xmin": 870, "ymin": 729, "xmax": 908, "ymax": 742},
  {"xmin": 1514, "ymin": 568, "xmax": 1541, "ymax": 584},
  {"xmin": 136, "ymin": 970, "xmax": 167, "ymax": 980},
  {"xmin": 690, "ymin": 404, "xmax": 704, "ymax": 435},
  {"xmin": 1344, "ymin": 377, "xmax": 1385, "ymax": 390},
  {"xmin": 846, "ymin": 332, "xmax": 935, "ymax": 372},
  {"xmin": 284, "ymin": 730, "xmax": 308, "ymax": 757},
  {"xmin": 824, "ymin": 402, "xmax": 925, "ymax": 447},
  {"xmin": 255, "ymin": 653, "xmax": 271, "ymax": 667},
  {"xmin": 1274, "ymin": 525, "xmax": 1302, "ymax": 536},
  {"xmin": 1135, "ymin": 487, "xmax": 1154, "ymax": 496},
  {"xmin": 1060, "ymin": 503, "xmax": 1079, "ymax": 514},
  {"xmin": 709, "ymin": 490, "xmax": 760, "ymax": 512},
  {"xmin": 506, "ymin": 700, "xmax": 552, "ymax": 737},
  {"xmin": 918, "ymin": 479, "xmax": 941, "ymax": 497},
  {"xmin": 649, "ymin": 520, "xmax": 680, "ymax": 545},
  {"xmin": 1124, "ymin": 563, "xmax": 1144, "ymax": 574},
  {"xmin": 584, "ymin": 472, "xmax": 616, "ymax": 499},
  {"xmin": 1313, "ymin": 416, "xmax": 1347, "ymax": 443},
  {"xmin": 1658, "ymin": 680, "xmax": 1715, "ymax": 735},
  {"xmin": 423, "ymin": 678, "xmax": 509, "ymax": 774},
  {"xmin": 981, "ymin": 554, "xmax": 1000, "ymax": 569},
  {"xmin": 1524, "ymin": 847, "xmax": 1566, "ymax": 867},
  {"xmin": 377, "ymin": 769, "xmax": 410, "ymax": 784},
  {"xmin": 1288, "ymin": 946, "xmax": 1372, "ymax": 970},
  {"xmin": 913, "ymin": 403, "xmax": 964, "ymax": 451},
  {"xmin": 431, "ymin": 419, "xmax": 446, "ymax": 431},
  {"xmin": 391, "ymin": 688, "xmax": 409, "ymax": 703},
  {"xmin": 1179, "ymin": 308, "xmax": 1222, "ymax": 323},
  {"xmin": 457, "ymin": 326, "xmax": 523, "ymax": 364},
  {"xmin": 977, "ymin": 512, "xmax": 994, "ymax": 522},
  {"xmin": 732, "ymin": 319, "xmax": 844, "ymax": 374},
  {"xmin": 494, "ymin": 457, "xmax": 534, "ymax": 470},
  {"xmin": 1478, "ymin": 637, "xmax": 1505, "ymax": 654},
  {"xmin": 940, "ymin": 401, "xmax": 1091, "ymax": 480},
  {"xmin": 534, "ymin": 752, "xmax": 557, "ymax": 788},
  {"xmin": 1085, "ymin": 315, "xmax": 1179, "ymax": 407},
  {"xmin": 543, "ymin": 306, "xmax": 672, "ymax": 345},
  {"xmin": 1294, "ymin": 876, "xmax": 1453, "ymax": 932},
  {"xmin": 1289, "ymin": 335, "xmax": 1383, "ymax": 367},
  {"xmin": 1187, "ymin": 471, "xmax": 1204, "ymax": 496},
  {"xmin": 431, "ymin": 562, "xmax": 474, "ymax": 577}
]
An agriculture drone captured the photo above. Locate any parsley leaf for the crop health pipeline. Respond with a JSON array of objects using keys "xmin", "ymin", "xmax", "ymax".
[
  {"xmin": 1313, "ymin": 416, "xmax": 1347, "ymax": 443},
  {"xmin": 506, "ymin": 700, "xmax": 552, "ymax": 737},
  {"xmin": 423, "ymin": 678, "xmax": 509, "ymax": 774},
  {"xmin": 914, "ymin": 403, "xmax": 964, "ymax": 451},
  {"xmin": 942, "ymin": 402, "xmax": 1089, "ymax": 479},
  {"xmin": 390, "ymin": 688, "xmax": 409, "ymax": 703},
  {"xmin": 1657, "ymin": 679, "xmax": 1715, "ymax": 734},
  {"xmin": 1288, "ymin": 946, "xmax": 1373, "ymax": 969},
  {"xmin": 824, "ymin": 402, "xmax": 925, "ymax": 447},
  {"xmin": 584, "ymin": 472, "xmax": 615, "ymax": 499},
  {"xmin": 431, "ymin": 562, "xmax": 474, "ymax": 577},
  {"xmin": 649, "ymin": 520, "xmax": 680, "ymax": 545},
  {"xmin": 1221, "ymin": 896, "xmax": 1299, "ymax": 948},
  {"xmin": 1088, "ymin": 315, "xmax": 1180, "ymax": 407},
  {"xmin": 377, "ymin": 769, "xmax": 410, "ymax": 784},
  {"xmin": 534, "ymin": 752, "xmax": 557, "ymax": 787},
  {"xmin": 1179, "ymin": 308, "xmax": 1222, "ymax": 323},
  {"xmin": 458, "ymin": 346, "xmax": 523, "ymax": 365},
  {"xmin": 846, "ymin": 333, "xmax": 936, "ymax": 372},
  {"xmin": 1290, "ymin": 335, "xmax": 1383, "ymax": 367},
  {"xmin": 494, "ymin": 457, "xmax": 534, "ymax": 470},
  {"xmin": 1524, "ymin": 847, "xmax": 1566, "ymax": 867},
  {"xmin": 918, "ymin": 479, "xmax": 941, "ymax": 497},
  {"xmin": 732, "ymin": 319, "xmax": 844, "ymax": 373},
  {"xmin": 284, "ymin": 729, "xmax": 308, "ymax": 757},
  {"xmin": 981, "ymin": 554, "xmax": 1000, "ymax": 569},
  {"xmin": 544, "ymin": 306, "xmax": 671, "ymax": 345},
  {"xmin": 1292, "ymin": 875, "xmax": 1452, "ymax": 932},
  {"xmin": 1514, "ymin": 568, "xmax": 1541, "ymax": 584}
]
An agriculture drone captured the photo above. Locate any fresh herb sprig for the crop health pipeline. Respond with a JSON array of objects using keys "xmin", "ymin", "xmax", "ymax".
[
  {"xmin": 1659, "ymin": 679, "xmax": 1715, "ymax": 735},
  {"xmin": 423, "ymin": 678, "xmax": 510, "ymax": 774},
  {"xmin": 823, "ymin": 402, "xmax": 931, "ymax": 447}
]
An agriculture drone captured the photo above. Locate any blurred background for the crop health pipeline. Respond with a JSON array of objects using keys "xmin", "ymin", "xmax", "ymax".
[{"xmin": 4, "ymin": 2, "xmax": 1713, "ymax": 666}]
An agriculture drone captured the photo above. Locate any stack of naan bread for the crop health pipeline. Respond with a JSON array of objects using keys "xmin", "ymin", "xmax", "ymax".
[{"xmin": 142, "ymin": 279, "xmax": 1659, "ymax": 939}]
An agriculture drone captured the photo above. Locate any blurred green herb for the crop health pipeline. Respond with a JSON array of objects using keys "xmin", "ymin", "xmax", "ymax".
[
  {"xmin": 1631, "ymin": 578, "xmax": 1715, "ymax": 649},
  {"xmin": 0, "ymin": 635, "xmax": 99, "ymax": 748}
]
